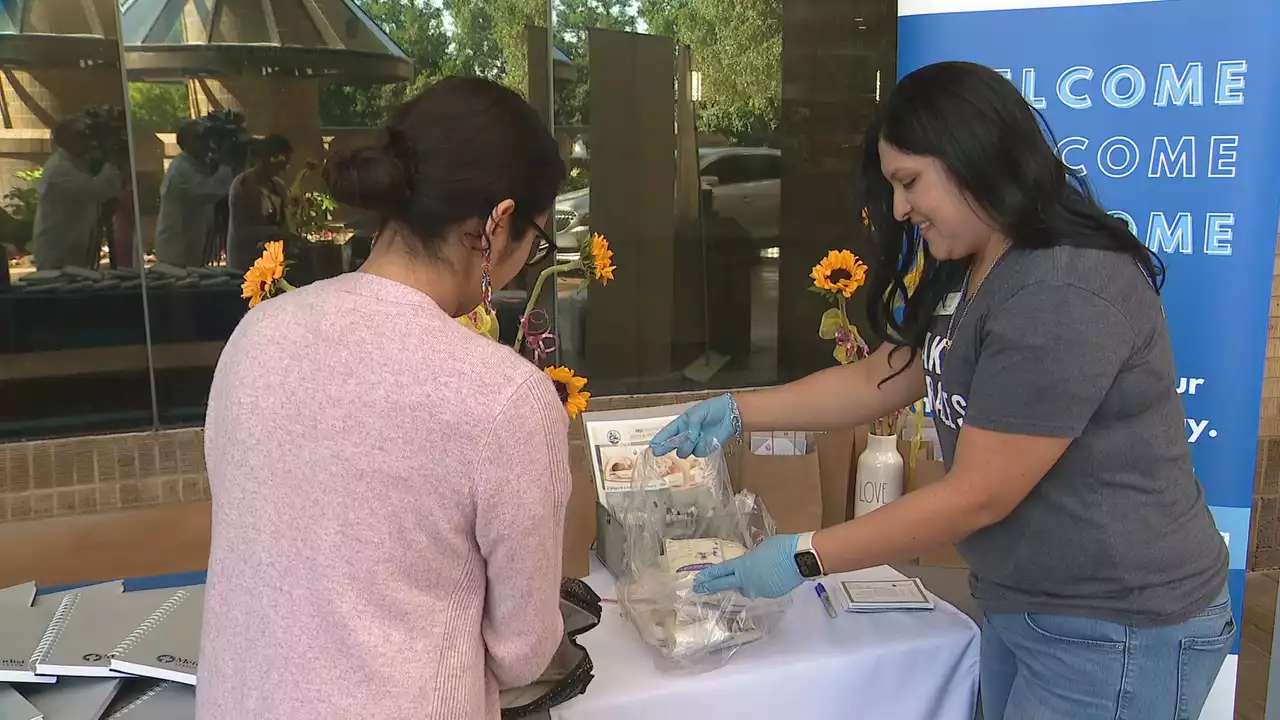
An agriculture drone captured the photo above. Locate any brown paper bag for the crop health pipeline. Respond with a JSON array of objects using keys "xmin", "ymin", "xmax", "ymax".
[
  {"xmin": 730, "ymin": 448, "xmax": 824, "ymax": 534},
  {"xmin": 561, "ymin": 466, "xmax": 598, "ymax": 578},
  {"xmin": 564, "ymin": 422, "xmax": 600, "ymax": 579},
  {"xmin": 898, "ymin": 435, "xmax": 967, "ymax": 568},
  {"xmin": 817, "ymin": 430, "xmax": 855, "ymax": 528}
]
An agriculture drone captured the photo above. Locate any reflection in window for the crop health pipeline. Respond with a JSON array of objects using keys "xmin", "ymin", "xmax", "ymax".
[
  {"xmin": 549, "ymin": 3, "xmax": 786, "ymax": 395},
  {"xmin": 0, "ymin": 0, "xmax": 874, "ymax": 441},
  {"xmin": 0, "ymin": 0, "xmax": 151, "ymax": 441},
  {"xmin": 120, "ymin": 0, "xmax": 418, "ymax": 426}
]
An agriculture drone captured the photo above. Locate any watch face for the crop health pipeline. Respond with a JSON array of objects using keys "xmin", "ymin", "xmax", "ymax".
[{"xmin": 795, "ymin": 550, "xmax": 823, "ymax": 578}]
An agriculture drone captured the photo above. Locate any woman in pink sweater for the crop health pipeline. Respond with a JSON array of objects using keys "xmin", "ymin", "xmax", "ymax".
[{"xmin": 197, "ymin": 77, "xmax": 570, "ymax": 719}]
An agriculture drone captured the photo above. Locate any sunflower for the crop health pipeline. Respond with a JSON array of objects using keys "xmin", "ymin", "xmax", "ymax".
[
  {"xmin": 261, "ymin": 240, "xmax": 285, "ymax": 275},
  {"xmin": 545, "ymin": 366, "xmax": 590, "ymax": 419},
  {"xmin": 584, "ymin": 233, "xmax": 616, "ymax": 286},
  {"xmin": 241, "ymin": 240, "xmax": 290, "ymax": 308},
  {"xmin": 457, "ymin": 303, "xmax": 500, "ymax": 341},
  {"xmin": 810, "ymin": 249, "xmax": 868, "ymax": 299},
  {"xmin": 241, "ymin": 265, "xmax": 268, "ymax": 308}
]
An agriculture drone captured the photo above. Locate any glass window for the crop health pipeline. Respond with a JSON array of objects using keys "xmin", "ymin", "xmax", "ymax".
[
  {"xmin": 545, "ymin": 3, "xmax": 894, "ymax": 397},
  {"xmin": 702, "ymin": 152, "xmax": 781, "ymax": 186},
  {"xmin": 0, "ymin": 0, "xmax": 895, "ymax": 441},
  {"xmin": 0, "ymin": 0, "xmax": 152, "ymax": 441},
  {"xmin": 116, "ymin": 0, "xmax": 555, "ymax": 427},
  {"xmin": 552, "ymin": 2, "xmax": 817, "ymax": 397}
]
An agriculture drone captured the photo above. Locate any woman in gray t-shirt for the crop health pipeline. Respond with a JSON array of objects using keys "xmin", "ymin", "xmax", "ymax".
[
  {"xmin": 227, "ymin": 135, "xmax": 293, "ymax": 272},
  {"xmin": 652, "ymin": 61, "xmax": 1231, "ymax": 720}
]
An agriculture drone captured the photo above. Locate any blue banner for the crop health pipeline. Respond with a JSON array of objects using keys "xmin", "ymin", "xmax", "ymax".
[{"xmin": 899, "ymin": 0, "xmax": 1280, "ymax": 715}]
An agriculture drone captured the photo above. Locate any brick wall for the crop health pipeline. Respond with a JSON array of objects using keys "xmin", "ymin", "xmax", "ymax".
[
  {"xmin": 0, "ymin": 391, "xmax": 728, "ymax": 580},
  {"xmin": 0, "ymin": 392, "xmax": 722, "ymax": 529},
  {"xmin": 0, "ymin": 429, "xmax": 210, "ymax": 523},
  {"xmin": 1252, "ymin": 252, "xmax": 1280, "ymax": 570},
  {"xmin": 1253, "ymin": 438, "xmax": 1280, "ymax": 569}
]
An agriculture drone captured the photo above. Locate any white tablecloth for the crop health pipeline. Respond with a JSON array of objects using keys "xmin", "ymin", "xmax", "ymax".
[{"xmin": 552, "ymin": 559, "xmax": 980, "ymax": 720}]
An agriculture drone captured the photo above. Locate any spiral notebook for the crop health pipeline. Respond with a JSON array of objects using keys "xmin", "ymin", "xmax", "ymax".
[
  {"xmin": 20, "ymin": 677, "xmax": 123, "ymax": 720},
  {"xmin": 102, "ymin": 680, "xmax": 194, "ymax": 720},
  {"xmin": 107, "ymin": 587, "xmax": 203, "ymax": 685},
  {"xmin": 0, "ymin": 582, "xmax": 37, "ymax": 608},
  {"xmin": 0, "ymin": 683, "xmax": 42, "ymax": 720},
  {"xmin": 0, "ymin": 581, "xmax": 44, "ymax": 684},
  {"xmin": 31, "ymin": 586, "xmax": 201, "ymax": 679},
  {"xmin": 1, "ymin": 582, "xmax": 123, "ymax": 684}
]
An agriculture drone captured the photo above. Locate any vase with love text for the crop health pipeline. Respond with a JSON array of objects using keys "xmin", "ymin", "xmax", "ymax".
[{"xmin": 854, "ymin": 433, "xmax": 904, "ymax": 518}]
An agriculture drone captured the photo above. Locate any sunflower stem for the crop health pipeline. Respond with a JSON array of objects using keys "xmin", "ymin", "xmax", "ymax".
[
  {"xmin": 837, "ymin": 295, "xmax": 853, "ymax": 343},
  {"xmin": 276, "ymin": 278, "xmax": 295, "ymax": 293},
  {"xmin": 514, "ymin": 261, "xmax": 580, "ymax": 354}
]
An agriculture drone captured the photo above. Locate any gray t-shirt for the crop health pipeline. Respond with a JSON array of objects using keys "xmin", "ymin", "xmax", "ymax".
[{"xmin": 923, "ymin": 244, "xmax": 1227, "ymax": 626}]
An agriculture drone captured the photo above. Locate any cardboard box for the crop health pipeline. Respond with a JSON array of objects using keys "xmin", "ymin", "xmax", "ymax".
[
  {"xmin": 570, "ymin": 394, "xmax": 718, "ymax": 578},
  {"xmin": 569, "ymin": 394, "xmax": 841, "ymax": 576},
  {"xmin": 564, "ymin": 434, "xmax": 600, "ymax": 578}
]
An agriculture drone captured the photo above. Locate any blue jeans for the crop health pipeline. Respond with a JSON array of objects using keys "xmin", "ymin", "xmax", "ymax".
[{"xmin": 980, "ymin": 586, "xmax": 1235, "ymax": 720}]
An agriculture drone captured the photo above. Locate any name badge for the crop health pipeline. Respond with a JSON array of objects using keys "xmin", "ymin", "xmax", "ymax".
[{"xmin": 936, "ymin": 292, "xmax": 960, "ymax": 317}]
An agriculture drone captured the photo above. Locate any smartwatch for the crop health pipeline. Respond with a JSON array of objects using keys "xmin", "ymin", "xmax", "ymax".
[{"xmin": 794, "ymin": 531, "xmax": 826, "ymax": 578}]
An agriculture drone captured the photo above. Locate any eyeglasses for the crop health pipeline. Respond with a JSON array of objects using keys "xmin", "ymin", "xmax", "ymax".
[{"xmin": 527, "ymin": 220, "xmax": 553, "ymax": 266}]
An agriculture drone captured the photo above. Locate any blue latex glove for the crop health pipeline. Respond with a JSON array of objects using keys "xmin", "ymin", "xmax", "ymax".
[
  {"xmin": 650, "ymin": 394, "xmax": 738, "ymax": 458},
  {"xmin": 692, "ymin": 534, "xmax": 804, "ymax": 599}
]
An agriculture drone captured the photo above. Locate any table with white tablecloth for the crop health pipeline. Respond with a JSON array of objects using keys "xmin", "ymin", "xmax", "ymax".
[{"xmin": 552, "ymin": 559, "xmax": 980, "ymax": 720}]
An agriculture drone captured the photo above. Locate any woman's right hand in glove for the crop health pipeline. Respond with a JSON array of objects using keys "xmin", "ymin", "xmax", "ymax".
[{"xmin": 649, "ymin": 394, "xmax": 739, "ymax": 458}]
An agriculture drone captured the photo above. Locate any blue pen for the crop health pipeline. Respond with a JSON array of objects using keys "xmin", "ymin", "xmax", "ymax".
[{"xmin": 815, "ymin": 582, "xmax": 838, "ymax": 618}]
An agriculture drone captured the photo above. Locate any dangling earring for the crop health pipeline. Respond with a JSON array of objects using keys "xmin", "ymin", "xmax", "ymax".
[
  {"xmin": 479, "ymin": 214, "xmax": 500, "ymax": 311},
  {"xmin": 480, "ymin": 244, "xmax": 493, "ymax": 311}
]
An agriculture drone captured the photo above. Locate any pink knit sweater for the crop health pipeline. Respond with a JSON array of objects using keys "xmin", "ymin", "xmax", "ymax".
[{"xmin": 197, "ymin": 272, "xmax": 570, "ymax": 720}]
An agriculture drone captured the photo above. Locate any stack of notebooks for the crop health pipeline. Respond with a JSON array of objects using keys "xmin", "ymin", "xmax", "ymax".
[{"xmin": 0, "ymin": 577, "xmax": 203, "ymax": 719}]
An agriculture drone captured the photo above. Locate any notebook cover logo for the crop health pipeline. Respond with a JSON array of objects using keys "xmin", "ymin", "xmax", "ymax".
[
  {"xmin": 157, "ymin": 654, "xmax": 197, "ymax": 669},
  {"xmin": 82, "ymin": 653, "xmax": 103, "ymax": 662}
]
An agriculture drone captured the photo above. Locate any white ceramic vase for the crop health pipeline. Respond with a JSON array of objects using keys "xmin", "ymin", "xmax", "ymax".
[{"xmin": 854, "ymin": 433, "xmax": 904, "ymax": 518}]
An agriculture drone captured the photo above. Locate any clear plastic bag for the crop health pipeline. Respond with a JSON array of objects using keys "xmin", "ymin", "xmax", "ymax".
[{"xmin": 614, "ymin": 434, "xmax": 792, "ymax": 673}]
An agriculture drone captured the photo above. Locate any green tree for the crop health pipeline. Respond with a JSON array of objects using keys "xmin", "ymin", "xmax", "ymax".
[
  {"xmin": 639, "ymin": 0, "xmax": 781, "ymax": 144},
  {"xmin": 127, "ymin": 82, "xmax": 188, "ymax": 137},
  {"xmin": 319, "ymin": 0, "xmax": 453, "ymax": 127},
  {"xmin": 445, "ymin": 0, "xmax": 548, "ymax": 94},
  {"xmin": 553, "ymin": 0, "xmax": 638, "ymax": 127}
]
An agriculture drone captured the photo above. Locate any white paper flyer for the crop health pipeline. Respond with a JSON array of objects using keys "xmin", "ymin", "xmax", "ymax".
[{"xmin": 580, "ymin": 402, "xmax": 716, "ymax": 508}]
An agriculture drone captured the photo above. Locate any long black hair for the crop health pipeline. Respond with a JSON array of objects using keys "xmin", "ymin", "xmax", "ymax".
[{"xmin": 860, "ymin": 61, "xmax": 1163, "ymax": 372}]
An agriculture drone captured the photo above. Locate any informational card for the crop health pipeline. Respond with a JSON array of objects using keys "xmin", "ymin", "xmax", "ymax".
[
  {"xmin": 837, "ymin": 578, "xmax": 935, "ymax": 613},
  {"xmin": 581, "ymin": 403, "xmax": 718, "ymax": 508}
]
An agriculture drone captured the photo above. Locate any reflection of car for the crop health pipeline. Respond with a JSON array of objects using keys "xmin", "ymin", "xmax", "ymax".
[{"xmin": 554, "ymin": 147, "xmax": 781, "ymax": 254}]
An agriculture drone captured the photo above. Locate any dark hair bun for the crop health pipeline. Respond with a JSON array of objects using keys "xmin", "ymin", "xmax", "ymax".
[
  {"xmin": 322, "ymin": 146, "xmax": 408, "ymax": 216},
  {"xmin": 321, "ymin": 77, "xmax": 564, "ymax": 251}
]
